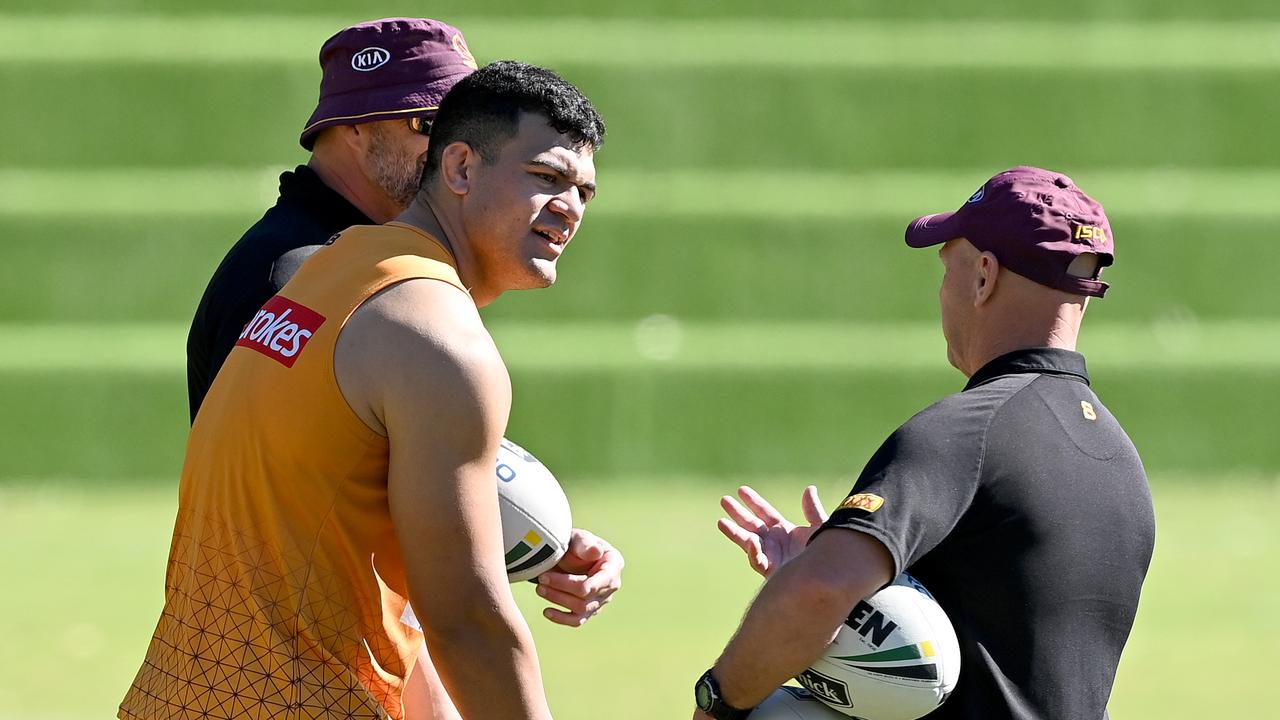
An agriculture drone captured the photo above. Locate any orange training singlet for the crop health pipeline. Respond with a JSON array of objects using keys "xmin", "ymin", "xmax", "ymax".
[{"xmin": 120, "ymin": 223, "xmax": 469, "ymax": 720}]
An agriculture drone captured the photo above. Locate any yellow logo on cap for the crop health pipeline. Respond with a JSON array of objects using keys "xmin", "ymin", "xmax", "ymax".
[
  {"xmin": 452, "ymin": 33, "xmax": 478, "ymax": 69},
  {"xmin": 1074, "ymin": 225, "xmax": 1107, "ymax": 243},
  {"xmin": 838, "ymin": 493, "xmax": 885, "ymax": 513}
]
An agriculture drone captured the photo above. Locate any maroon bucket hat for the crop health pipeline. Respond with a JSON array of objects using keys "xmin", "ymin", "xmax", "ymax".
[
  {"xmin": 300, "ymin": 17, "xmax": 478, "ymax": 150},
  {"xmin": 905, "ymin": 166, "xmax": 1115, "ymax": 297}
]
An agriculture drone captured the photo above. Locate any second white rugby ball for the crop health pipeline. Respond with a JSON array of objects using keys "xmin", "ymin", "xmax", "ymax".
[
  {"xmin": 496, "ymin": 438, "xmax": 572, "ymax": 582},
  {"xmin": 797, "ymin": 573, "xmax": 960, "ymax": 720},
  {"xmin": 750, "ymin": 686, "xmax": 850, "ymax": 719}
]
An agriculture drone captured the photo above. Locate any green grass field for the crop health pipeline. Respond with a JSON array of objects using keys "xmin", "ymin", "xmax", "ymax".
[
  {"xmin": 2, "ymin": 477, "xmax": 1277, "ymax": 719},
  {"xmin": 3, "ymin": 0, "xmax": 1277, "ymax": 717}
]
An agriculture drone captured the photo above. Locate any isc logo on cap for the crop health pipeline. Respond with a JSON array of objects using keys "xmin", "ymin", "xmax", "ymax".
[
  {"xmin": 235, "ymin": 296, "xmax": 326, "ymax": 367},
  {"xmin": 352, "ymin": 47, "xmax": 391, "ymax": 71}
]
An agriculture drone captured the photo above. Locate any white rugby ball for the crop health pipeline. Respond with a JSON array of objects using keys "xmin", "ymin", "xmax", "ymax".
[
  {"xmin": 750, "ymin": 686, "xmax": 851, "ymax": 719},
  {"xmin": 401, "ymin": 438, "xmax": 574, "ymax": 631},
  {"xmin": 796, "ymin": 573, "xmax": 960, "ymax": 720},
  {"xmin": 496, "ymin": 438, "xmax": 572, "ymax": 582}
]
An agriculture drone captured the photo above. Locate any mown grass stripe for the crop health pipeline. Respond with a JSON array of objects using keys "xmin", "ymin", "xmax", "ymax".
[
  {"xmin": 2, "ymin": 16, "xmax": 1280, "ymax": 69},
  {"xmin": 2, "ymin": 321, "xmax": 1276, "ymax": 372},
  {"xmin": 4, "ymin": 167, "xmax": 1280, "ymax": 219}
]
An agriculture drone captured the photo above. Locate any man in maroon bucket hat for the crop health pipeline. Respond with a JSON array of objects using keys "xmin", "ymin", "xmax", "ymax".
[
  {"xmin": 188, "ymin": 18, "xmax": 478, "ymax": 419},
  {"xmin": 695, "ymin": 168, "xmax": 1153, "ymax": 720},
  {"xmin": 299, "ymin": 18, "xmax": 478, "ymax": 152}
]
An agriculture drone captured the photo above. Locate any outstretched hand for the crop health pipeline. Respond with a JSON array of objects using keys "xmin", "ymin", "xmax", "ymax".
[
  {"xmin": 534, "ymin": 528, "xmax": 624, "ymax": 627},
  {"xmin": 717, "ymin": 485, "xmax": 829, "ymax": 578}
]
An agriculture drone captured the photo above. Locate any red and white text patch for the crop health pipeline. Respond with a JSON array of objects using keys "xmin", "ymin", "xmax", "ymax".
[{"xmin": 235, "ymin": 296, "xmax": 326, "ymax": 368}]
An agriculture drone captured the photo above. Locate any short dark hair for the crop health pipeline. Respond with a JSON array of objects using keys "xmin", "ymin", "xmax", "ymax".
[{"xmin": 421, "ymin": 60, "xmax": 605, "ymax": 185}]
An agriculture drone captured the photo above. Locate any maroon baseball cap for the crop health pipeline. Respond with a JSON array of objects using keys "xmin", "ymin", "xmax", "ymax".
[
  {"xmin": 300, "ymin": 18, "xmax": 478, "ymax": 150},
  {"xmin": 905, "ymin": 166, "xmax": 1114, "ymax": 297}
]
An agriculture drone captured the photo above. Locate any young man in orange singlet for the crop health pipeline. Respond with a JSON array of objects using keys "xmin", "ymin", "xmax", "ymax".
[{"xmin": 120, "ymin": 62, "xmax": 607, "ymax": 720}]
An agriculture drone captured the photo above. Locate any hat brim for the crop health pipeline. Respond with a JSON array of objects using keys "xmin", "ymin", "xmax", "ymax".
[
  {"xmin": 299, "ymin": 69, "xmax": 473, "ymax": 150},
  {"xmin": 905, "ymin": 211, "xmax": 962, "ymax": 248}
]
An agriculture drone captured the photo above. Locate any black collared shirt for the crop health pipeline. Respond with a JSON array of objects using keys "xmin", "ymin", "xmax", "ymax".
[
  {"xmin": 186, "ymin": 166, "xmax": 370, "ymax": 420},
  {"xmin": 819, "ymin": 348, "xmax": 1154, "ymax": 720}
]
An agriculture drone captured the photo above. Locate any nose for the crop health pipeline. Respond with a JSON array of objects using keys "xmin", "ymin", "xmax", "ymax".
[{"xmin": 548, "ymin": 187, "xmax": 585, "ymax": 224}]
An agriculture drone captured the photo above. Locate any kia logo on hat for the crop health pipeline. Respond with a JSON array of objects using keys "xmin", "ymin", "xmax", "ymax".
[
  {"xmin": 351, "ymin": 47, "xmax": 391, "ymax": 71},
  {"xmin": 967, "ymin": 187, "xmax": 985, "ymax": 203}
]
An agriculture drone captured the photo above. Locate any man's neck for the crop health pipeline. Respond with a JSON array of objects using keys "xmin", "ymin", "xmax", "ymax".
[
  {"xmin": 396, "ymin": 194, "xmax": 497, "ymax": 307},
  {"xmin": 307, "ymin": 155, "xmax": 396, "ymax": 224},
  {"xmin": 964, "ymin": 336, "xmax": 1075, "ymax": 378},
  {"xmin": 961, "ymin": 311, "xmax": 1082, "ymax": 378}
]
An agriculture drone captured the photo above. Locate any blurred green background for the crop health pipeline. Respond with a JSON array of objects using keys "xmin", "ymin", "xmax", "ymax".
[{"xmin": 2, "ymin": 1, "xmax": 1278, "ymax": 718}]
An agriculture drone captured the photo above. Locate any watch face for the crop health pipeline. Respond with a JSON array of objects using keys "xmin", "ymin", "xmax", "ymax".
[{"xmin": 695, "ymin": 678, "xmax": 714, "ymax": 710}]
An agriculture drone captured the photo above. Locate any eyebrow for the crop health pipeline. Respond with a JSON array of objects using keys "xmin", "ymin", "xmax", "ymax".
[{"xmin": 529, "ymin": 158, "xmax": 597, "ymax": 197}]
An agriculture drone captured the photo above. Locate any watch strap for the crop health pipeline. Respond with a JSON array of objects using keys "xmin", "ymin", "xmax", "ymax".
[{"xmin": 695, "ymin": 669, "xmax": 753, "ymax": 720}]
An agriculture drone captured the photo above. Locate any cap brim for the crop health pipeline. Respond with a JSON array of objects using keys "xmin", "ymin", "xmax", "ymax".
[{"xmin": 905, "ymin": 211, "xmax": 960, "ymax": 248}]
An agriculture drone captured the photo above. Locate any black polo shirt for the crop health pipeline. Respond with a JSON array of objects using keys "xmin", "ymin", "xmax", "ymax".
[
  {"xmin": 186, "ymin": 165, "xmax": 370, "ymax": 420},
  {"xmin": 819, "ymin": 348, "xmax": 1154, "ymax": 720}
]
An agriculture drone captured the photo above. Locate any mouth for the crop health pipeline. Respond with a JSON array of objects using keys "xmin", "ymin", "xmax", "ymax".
[{"xmin": 532, "ymin": 226, "xmax": 569, "ymax": 247}]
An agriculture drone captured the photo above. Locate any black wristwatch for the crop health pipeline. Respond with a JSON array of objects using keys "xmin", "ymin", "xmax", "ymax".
[{"xmin": 694, "ymin": 669, "xmax": 753, "ymax": 720}]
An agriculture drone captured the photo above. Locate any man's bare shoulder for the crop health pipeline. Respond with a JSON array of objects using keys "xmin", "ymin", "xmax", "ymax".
[{"xmin": 335, "ymin": 278, "xmax": 510, "ymax": 436}]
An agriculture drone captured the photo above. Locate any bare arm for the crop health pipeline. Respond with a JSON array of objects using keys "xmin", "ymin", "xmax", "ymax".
[
  {"xmin": 403, "ymin": 644, "xmax": 461, "ymax": 720},
  {"xmin": 709, "ymin": 528, "xmax": 894, "ymax": 710},
  {"xmin": 338, "ymin": 278, "xmax": 551, "ymax": 720}
]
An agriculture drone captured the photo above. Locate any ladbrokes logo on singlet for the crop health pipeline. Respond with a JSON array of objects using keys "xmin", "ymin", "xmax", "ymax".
[{"xmin": 235, "ymin": 296, "xmax": 326, "ymax": 368}]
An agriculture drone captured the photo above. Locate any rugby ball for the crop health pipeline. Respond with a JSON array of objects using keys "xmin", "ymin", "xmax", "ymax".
[
  {"xmin": 496, "ymin": 438, "xmax": 572, "ymax": 582},
  {"xmin": 796, "ymin": 574, "xmax": 960, "ymax": 720},
  {"xmin": 750, "ymin": 686, "xmax": 850, "ymax": 719},
  {"xmin": 400, "ymin": 438, "xmax": 573, "ymax": 631}
]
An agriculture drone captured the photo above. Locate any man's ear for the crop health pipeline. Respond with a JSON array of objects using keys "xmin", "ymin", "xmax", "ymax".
[
  {"xmin": 439, "ymin": 141, "xmax": 476, "ymax": 197},
  {"xmin": 337, "ymin": 123, "xmax": 368, "ymax": 154},
  {"xmin": 974, "ymin": 251, "xmax": 1000, "ymax": 307}
]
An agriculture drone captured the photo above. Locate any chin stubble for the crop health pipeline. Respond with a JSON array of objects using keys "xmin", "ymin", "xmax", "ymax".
[{"xmin": 365, "ymin": 126, "xmax": 420, "ymax": 210}]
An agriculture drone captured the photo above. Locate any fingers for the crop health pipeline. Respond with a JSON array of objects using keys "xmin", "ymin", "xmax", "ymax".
[
  {"xmin": 720, "ymin": 494, "xmax": 767, "ymax": 533},
  {"xmin": 539, "ymin": 546, "xmax": 623, "ymax": 600},
  {"xmin": 536, "ymin": 576, "xmax": 618, "ymax": 627},
  {"xmin": 536, "ymin": 582, "xmax": 607, "ymax": 626},
  {"xmin": 556, "ymin": 528, "xmax": 624, "ymax": 581},
  {"xmin": 542, "ymin": 606, "xmax": 590, "ymax": 627},
  {"xmin": 801, "ymin": 484, "xmax": 830, "ymax": 525},
  {"xmin": 717, "ymin": 518, "xmax": 770, "ymax": 576},
  {"xmin": 566, "ymin": 528, "xmax": 606, "ymax": 563},
  {"xmin": 553, "ymin": 529, "xmax": 608, "ymax": 575},
  {"xmin": 737, "ymin": 486, "xmax": 790, "ymax": 528},
  {"xmin": 725, "ymin": 485, "xmax": 828, "ymax": 530},
  {"xmin": 534, "ymin": 528, "xmax": 624, "ymax": 626},
  {"xmin": 538, "ymin": 569, "xmax": 615, "ymax": 601},
  {"xmin": 580, "ymin": 546, "xmax": 625, "ymax": 598}
]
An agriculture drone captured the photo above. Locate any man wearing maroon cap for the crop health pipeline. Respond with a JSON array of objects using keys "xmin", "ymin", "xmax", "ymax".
[{"xmin": 694, "ymin": 168, "xmax": 1155, "ymax": 720}]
